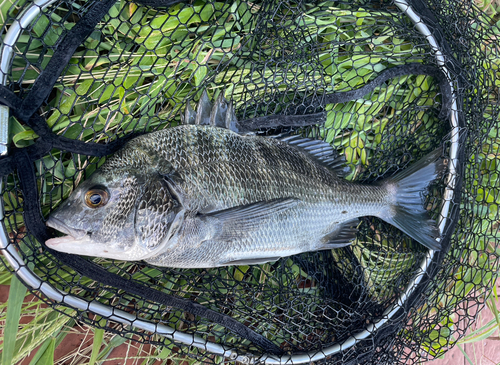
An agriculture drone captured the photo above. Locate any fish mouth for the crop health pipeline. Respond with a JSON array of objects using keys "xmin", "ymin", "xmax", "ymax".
[
  {"xmin": 45, "ymin": 216, "xmax": 98, "ymax": 255},
  {"xmin": 44, "ymin": 217, "xmax": 131, "ymax": 259},
  {"xmin": 46, "ymin": 216, "xmax": 87, "ymax": 241},
  {"xmin": 44, "ymin": 217, "xmax": 149, "ymax": 261}
]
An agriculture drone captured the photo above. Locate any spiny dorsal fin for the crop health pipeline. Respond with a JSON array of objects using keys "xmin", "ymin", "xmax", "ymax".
[
  {"xmin": 195, "ymin": 90, "xmax": 212, "ymax": 125},
  {"xmin": 182, "ymin": 90, "xmax": 250, "ymax": 134},
  {"xmin": 210, "ymin": 92, "xmax": 228, "ymax": 128},
  {"xmin": 184, "ymin": 102, "xmax": 196, "ymax": 125},
  {"xmin": 225, "ymin": 102, "xmax": 239, "ymax": 131},
  {"xmin": 277, "ymin": 135, "xmax": 351, "ymax": 178}
]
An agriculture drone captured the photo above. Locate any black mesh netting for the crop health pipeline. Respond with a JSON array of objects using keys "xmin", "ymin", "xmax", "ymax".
[{"xmin": 0, "ymin": 0, "xmax": 498, "ymax": 363}]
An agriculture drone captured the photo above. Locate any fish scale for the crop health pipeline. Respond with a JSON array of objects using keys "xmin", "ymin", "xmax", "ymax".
[
  {"xmin": 117, "ymin": 125, "xmax": 335, "ymax": 184},
  {"xmin": 46, "ymin": 92, "xmax": 445, "ymax": 267}
]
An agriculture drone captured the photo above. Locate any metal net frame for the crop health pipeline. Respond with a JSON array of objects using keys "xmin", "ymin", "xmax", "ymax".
[{"xmin": 0, "ymin": 0, "xmax": 497, "ymax": 364}]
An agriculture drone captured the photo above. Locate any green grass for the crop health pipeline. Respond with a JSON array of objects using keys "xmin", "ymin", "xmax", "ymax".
[
  {"xmin": 2, "ymin": 274, "xmax": 28, "ymax": 365},
  {"xmin": 0, "ymin": 0, "xmax": 498, "ymax": 364}
]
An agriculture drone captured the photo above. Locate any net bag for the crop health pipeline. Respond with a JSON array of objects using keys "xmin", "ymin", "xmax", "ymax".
[{"xmin": 0, "ymin": 0, "xmax": 497, "ymax": 364}]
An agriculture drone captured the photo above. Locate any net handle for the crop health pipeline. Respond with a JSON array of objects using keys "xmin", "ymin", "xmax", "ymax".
[{"xmin": 0, "ymin": 1, "xmax": 461, "ymax": 364}]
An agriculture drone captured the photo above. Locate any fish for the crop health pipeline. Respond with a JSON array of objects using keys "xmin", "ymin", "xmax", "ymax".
[{"xmin": 45, "ymin": 91, "xmax": 446, "ymax": 268}]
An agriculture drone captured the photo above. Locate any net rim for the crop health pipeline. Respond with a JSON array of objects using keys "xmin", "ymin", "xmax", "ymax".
[{"xmin": 0, "ymin": 1, "xmax": 461, "ymax": 364}]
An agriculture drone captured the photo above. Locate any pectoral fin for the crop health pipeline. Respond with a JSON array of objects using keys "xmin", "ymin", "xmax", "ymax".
[
  {"xmin": 198, "ymin": 198, "xmax": 299, "ymax": 267},
  {"xmin": 203, "ymin": 198, "xmax": 299, "ymax": 232}
]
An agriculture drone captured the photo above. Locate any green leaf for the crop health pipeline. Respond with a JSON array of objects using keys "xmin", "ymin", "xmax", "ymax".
[
  {"xmin": 458, "ymin": 323, "xmax": 498, "ymax": 344},
  {"xmin": 456, "ymin": 344, "xmax": 474, "ymax": 365},
  {"xmin": 194, "ymin": 53, "xmax": 208, "ymax": 87},
  {"xmin": 96, "ymin": 334, "xmax": 128, "ymax": 362},
  {"xmin": 2, "ymin": 275, "xmax": 28, "ymax": 365},
  {"xmin": 129, "ymin": 3, "xmax": 144, "ymax": 24},
  {"xmin": 98, "ymin": 82, "xmax": 121, "ymax": 104},
  {"xmin": 30, "ymin": 337, "xmax": 56, "ymax": 365},
  {"xmin": 32, "ymin": 14, "xmax": 50, "ymax": 38},
  {"xmin": 106, "ymin": 3, "xmax": 123, "ymax": 32},
  {"xmin": 28, "ymin": 320, "xmax": 75, "ymax": 365},
  {"xmin": 0, "ymin": 0, "xmax": 16, "ymax": 23},
  {"xmin": 198, "ymin": 3, "xmax": 215, "ymax": 22},
  {"xmin": 59, "ymin": 92, "xmax": 77, "ymax": 115},
  {"xmin": 157, "ymin": 345, "xmax": 172, "ymax": 359},
  {"xmin": 8, "ymin": 117, "xmax": 27, "ymax": 142},
  {"xmin": 89, "ymin": 328, "xmax": 105, "ymax": 365},
  {"xmin": 123, "ymin": 75, "xmax": 140, "ymax": 90},
  {"xmin": 234, "ymin": 265, "xmax": 250, "ymax": 281},
  {"xmin": 0, "ymin": 271, "xmax": 13, "ymax": 285},
  {"xmin": 13, "ymin": 129, "xmax": 38, "ymax": 147},
  {"xmin": 490, "ymin": 285, "xmax": 500, "ymax": 331},
  {"xmin": 46, "ymin": 110, "xmax": 61, "ymax": 128},
  {"xmin": 237, "ymin": 1, "xmax": 252, "ymax": 27},
  {"xmin": 75, "ymin": 79, "xmax": 94, "ymax": 96}
]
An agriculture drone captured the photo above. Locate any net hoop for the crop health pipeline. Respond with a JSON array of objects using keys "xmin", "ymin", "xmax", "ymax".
[{"xmin": 0, "ymin": 1, "xmax": 460, "ymax": 363}]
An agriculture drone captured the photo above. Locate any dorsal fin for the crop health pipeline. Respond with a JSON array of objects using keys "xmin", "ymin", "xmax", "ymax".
[
  {"xmin": 181, "ymin": 90, "xmax": 251, "ymax": 134},
  {"xmin": 195, "ymin": 90, "xmax": 212, "ymax": 125},
  {"xmin": 277, "ymin": 135, "xmax": 351, "ymax": 177},
  {"xmin": 183, "ymin": 102, "xmax": 196, "ymax": 125},
  {"xmin": 210, "ymin": 92, "xmax": 229, "ymax": 128}
]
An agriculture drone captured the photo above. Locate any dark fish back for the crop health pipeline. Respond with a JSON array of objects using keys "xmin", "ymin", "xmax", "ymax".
[{"xmin": 130, "ymin": 125, "xmax": 340, "ymax": 184}]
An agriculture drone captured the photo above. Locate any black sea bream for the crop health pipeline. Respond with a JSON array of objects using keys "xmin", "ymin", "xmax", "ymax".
[{"xmin": 46, "ymin": 92, "xmax": 445, "ymax": 268}]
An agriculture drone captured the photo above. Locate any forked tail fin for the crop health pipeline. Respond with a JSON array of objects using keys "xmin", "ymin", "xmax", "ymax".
[{"xmin": 379, "ymin": 149, "xmax": 447, "ymax": 251}]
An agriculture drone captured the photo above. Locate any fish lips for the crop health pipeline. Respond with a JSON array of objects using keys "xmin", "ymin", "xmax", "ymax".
[
  {"xmin": 45, "ymin": 216, "xmax": 98, "ymax": 255},
  {"xmin": 45, "ymin": 217, "xmax": 138, "ymax": 259},
  {"xmin": 46, "ymin": 216, "xmax": 87, "ymax": 240}
]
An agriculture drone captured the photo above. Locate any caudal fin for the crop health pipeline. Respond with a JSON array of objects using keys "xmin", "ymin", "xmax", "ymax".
[{"xmin": 380, "ymin": 149, "xmax": 447, "ymax": 251}]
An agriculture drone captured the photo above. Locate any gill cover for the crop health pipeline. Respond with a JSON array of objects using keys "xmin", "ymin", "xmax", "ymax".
[{"xmin": 135, "ymin": 176, "xmax": 182, "ymax": 253}]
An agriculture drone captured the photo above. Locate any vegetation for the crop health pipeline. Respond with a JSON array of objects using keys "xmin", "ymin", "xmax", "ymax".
[{"xmin": 0, "ymin": 0, "xmax": 498, "ymax": 364}]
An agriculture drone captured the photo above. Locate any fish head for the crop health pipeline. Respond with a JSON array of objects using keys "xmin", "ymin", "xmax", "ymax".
[{"xmin": 45, "ymin": 167, "xmax": 182, "ymax": 262}]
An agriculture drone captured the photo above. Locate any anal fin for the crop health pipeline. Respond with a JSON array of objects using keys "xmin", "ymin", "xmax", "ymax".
[{"xmin": 319, "ymin": 218, "xmax": 359, "ymax": 249}]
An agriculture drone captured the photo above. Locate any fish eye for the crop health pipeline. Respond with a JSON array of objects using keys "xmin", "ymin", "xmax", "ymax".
[{"xmin": 85, "ymin": 188, "xmax": 109, "ymax": 208}]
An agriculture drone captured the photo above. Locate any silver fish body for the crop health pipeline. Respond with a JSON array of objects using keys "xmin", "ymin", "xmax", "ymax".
[{"xmin": 46, "ymin": 93, "xmax": 444, "ymax": 268}]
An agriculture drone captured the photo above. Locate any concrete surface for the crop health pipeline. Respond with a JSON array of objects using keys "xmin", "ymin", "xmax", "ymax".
[{"xmin": 430, "ymin": 279, "xmax": 500, "ymax": 365}]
